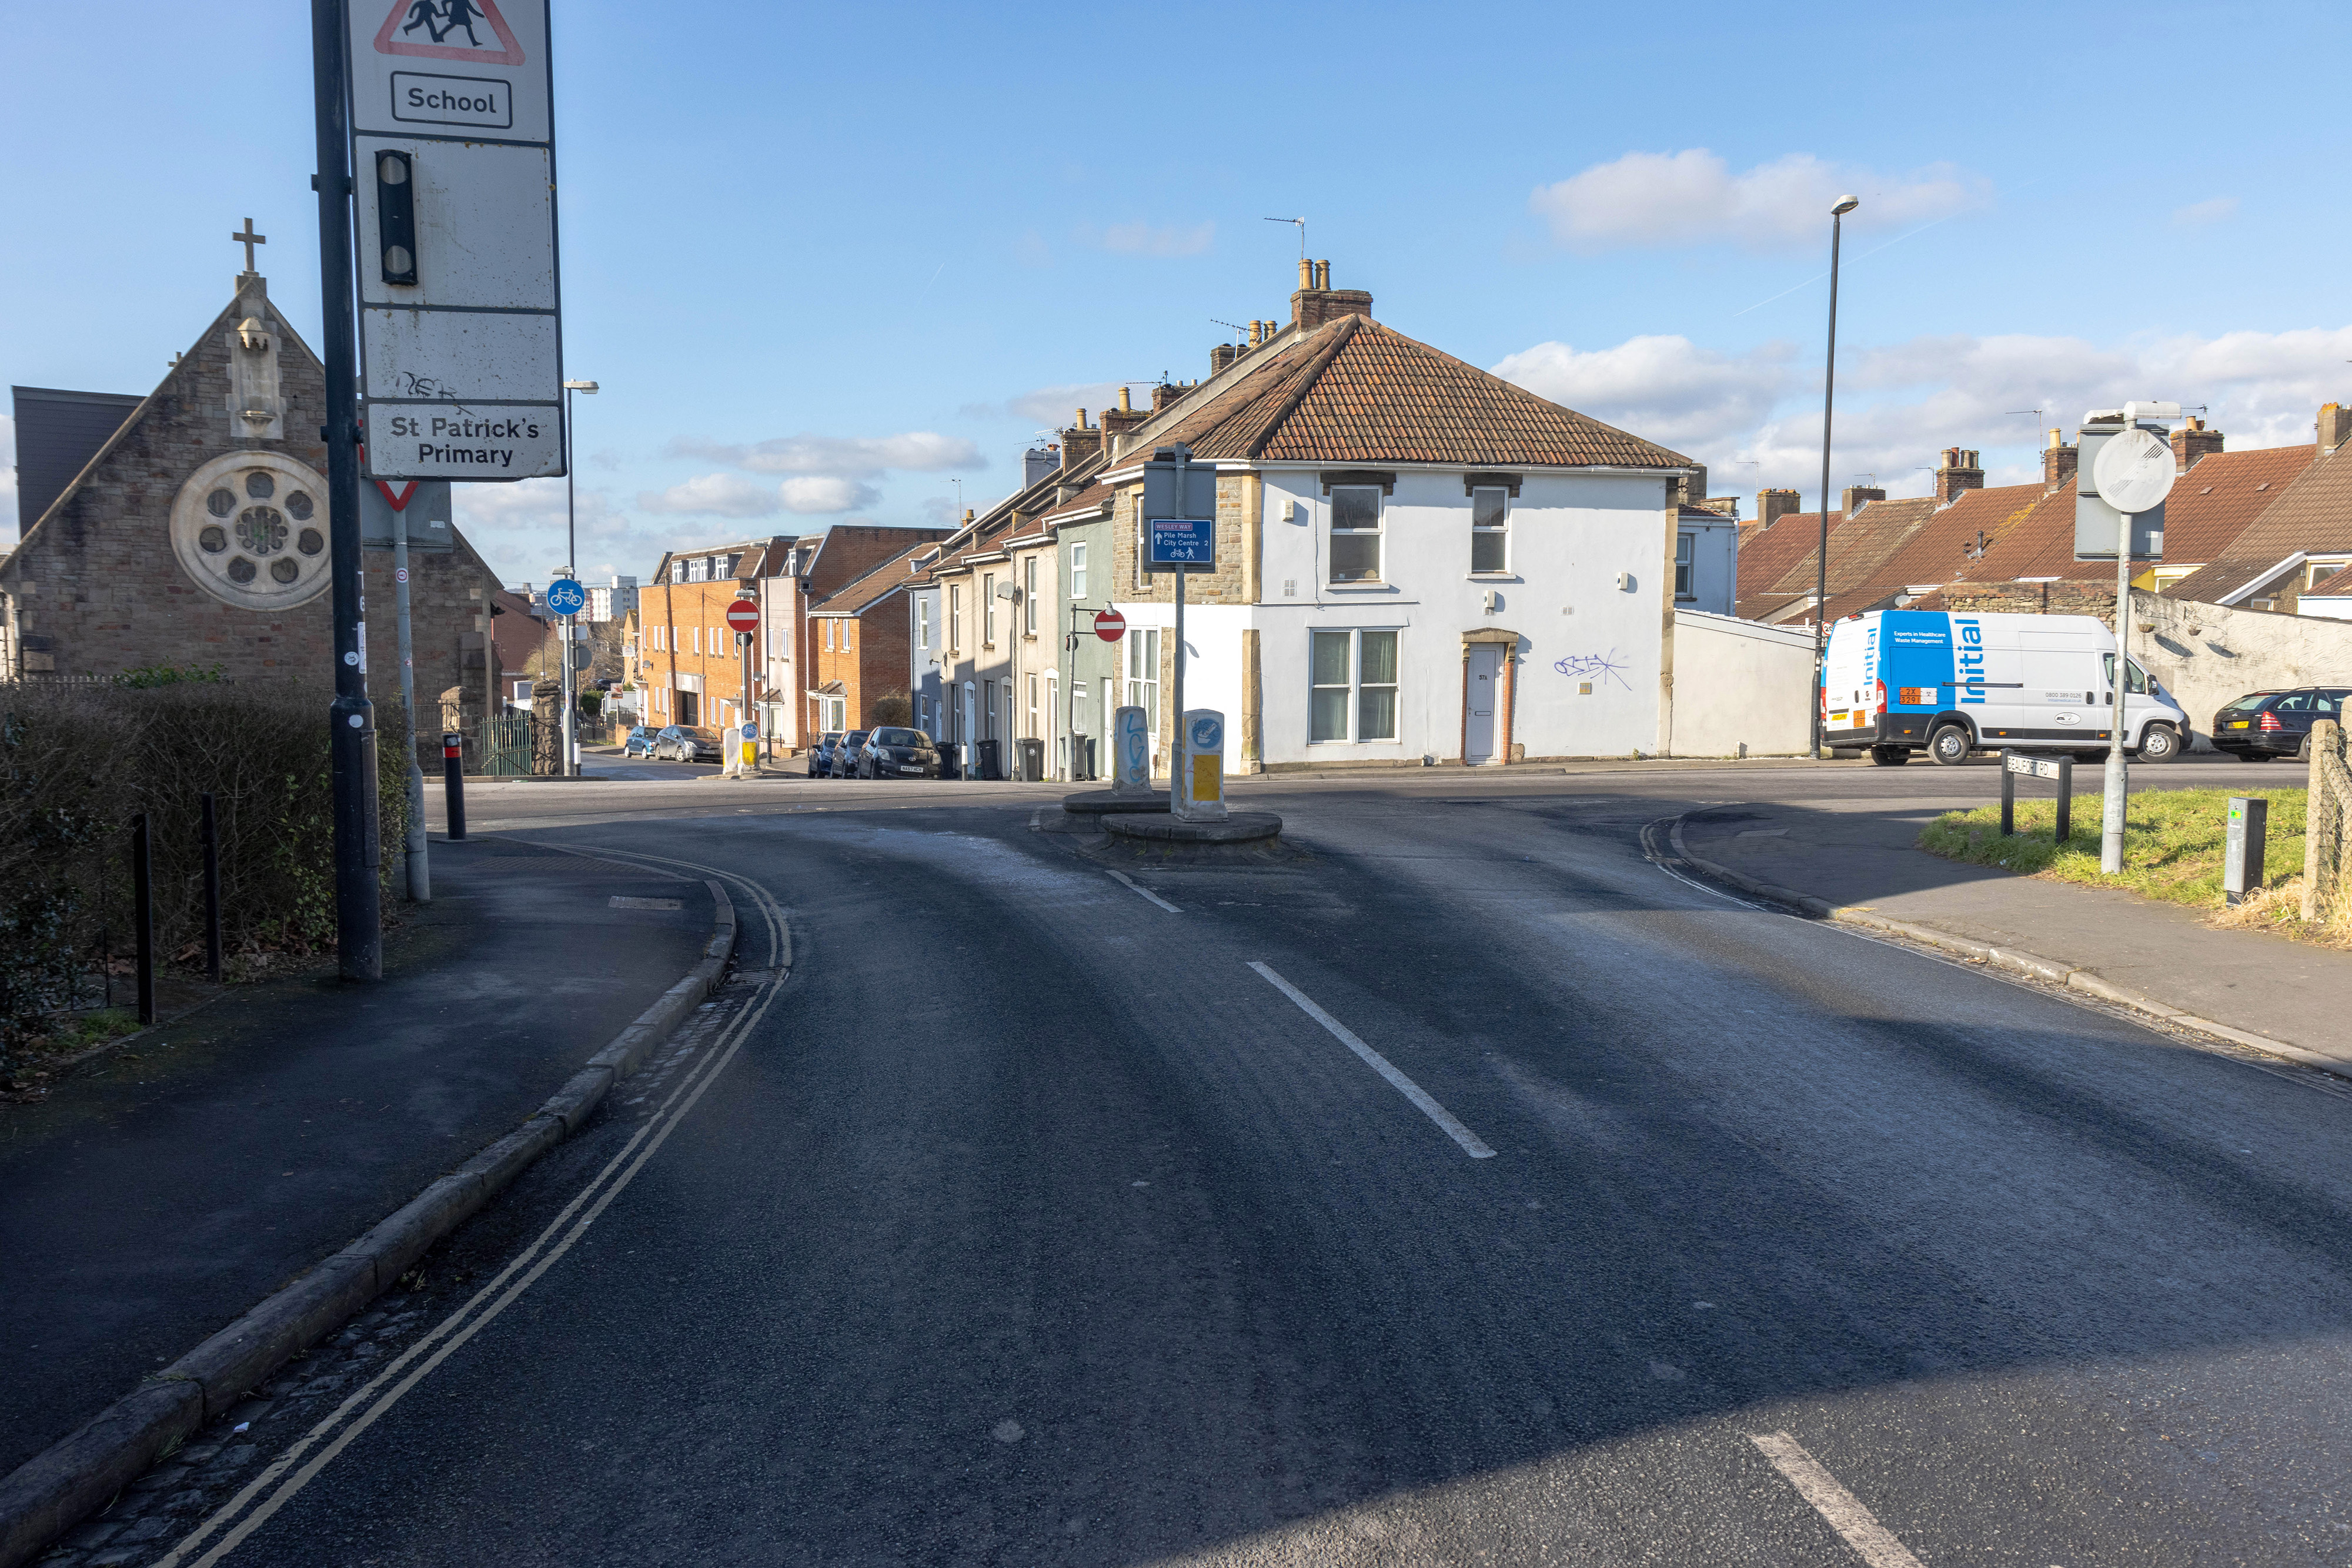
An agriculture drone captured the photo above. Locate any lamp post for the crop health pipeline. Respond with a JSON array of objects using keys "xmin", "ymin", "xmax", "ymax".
[
  {"xmin": 1813, "ymin": 194, "xmax": 1859, "ymax": 760},
  {"xmin": 560, "ymin": 378, "xmax": 597, "ymax": 777}
]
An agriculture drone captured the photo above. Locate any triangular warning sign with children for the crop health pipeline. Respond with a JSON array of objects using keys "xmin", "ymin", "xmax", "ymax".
[{"xmin": 373, "ymin": 0, "xmax": 526, "ymax": 67}]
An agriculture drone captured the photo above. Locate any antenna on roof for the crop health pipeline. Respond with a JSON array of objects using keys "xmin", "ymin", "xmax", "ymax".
[
  {"xmin": 1209, "ymin": 317, "xmax": 1249, "ymax": 343},
  {"xmin": 1262, "ymin": 216, "xmax": 1307, "ymax": 258}
]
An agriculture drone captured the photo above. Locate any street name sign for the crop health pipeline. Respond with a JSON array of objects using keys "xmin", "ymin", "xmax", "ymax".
[
  {"xmin": 544, "ymin": 576, "xmax": 586, "ymax": 617},
  {"xmin": 348, "ymin": 0, "xmax": 562, "ymax": 482},
  {"xmin": 2004, "ymin": 753, "xmax": 2066, "ymax": 781},
  {"xmin": 1094, "ymin": 609, "xmax": 1127, "ymax": 641},
  {"xmin": 725, "ymin": 598, "xmax": 761, "ymax": 633}
]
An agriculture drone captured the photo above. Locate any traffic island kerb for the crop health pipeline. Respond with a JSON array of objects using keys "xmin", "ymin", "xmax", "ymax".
[
  {"xmin": 1061, "ymin": 789, "xmax": 1172, "ymax": 815},
  {"xmin": 1104, "ymin": 811, "xmax": 1282, "ymax": 844}
]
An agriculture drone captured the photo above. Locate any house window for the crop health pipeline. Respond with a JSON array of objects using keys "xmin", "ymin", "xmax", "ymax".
[
  {"xmin": 1675, "ymin": 533, "xmax": 1695, "ymax": 599},
  {"xmin": 1309, "ymin": 628, "xmax": 1399, "ymax": 743},
  {"xmin": 685, "ymin": 556, "xmax": 708, "ymax": 583},
  {"xmin": 1127, "ymin": 627, "xmax": 1161, "ymax": 746},
  {"xmin": 844, "ymin": 621, "xmax": 854, "ymax": 653},
  {"xmin": 1073, "ymin": 680, "xmax": 1088, "ymax": 733},
  {"xmin": 693, "ymin": 625, "xmax": 701, "ymax": 655},
  {"xmin": 824, "ymin": 621, "xmax": 833, "ymax": 651},
  {"xmin": 1329, "ymin": 486, "xmax": 1382, "ymax": 583},
  {"xmin": 917, "ymin": 599, "xmax": 931, "ymax": 650},
  {"xmin": 1024, "ymin": 559, "xmax": 1038, "ymax": 634},
  {"xmin": 950, "ymin": 586, "xmax": 963, "ymax": 651},
  {"xmin": 1070, "ymin": 541, "xmax": 1088, "ymax": 601},
  {"xmin": 984, "ymin": 573, "xmax": 997, "ymax": 643},
  {"xmin": 1471, "ymin": 487, "xmax": 1509, "ymax": 573},
  {"xmin": 1028, "ymin": 674, "xmax": 1039, "ymax": 734}
]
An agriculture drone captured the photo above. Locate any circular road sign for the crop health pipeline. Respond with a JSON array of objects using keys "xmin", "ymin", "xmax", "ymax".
[
  {"xmin": 2093, "ymin": 427, "xmax": 2177, "ymax": 515},
  {"xmin": 724, "ymin": 598, "xmax": 761, "ymax": 633},
  {"xmin": 1094, "ymin": 609, "xmax": 1127, "ymax": 642},
  {"xmin": 544, "ymin": 577, "xmax": 586, "ymax": 617}
]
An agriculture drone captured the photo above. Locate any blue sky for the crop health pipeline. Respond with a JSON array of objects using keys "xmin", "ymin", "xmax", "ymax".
[{"xmin": 5, "ymin": 0, "xmax": 2348, "ymax": 581}]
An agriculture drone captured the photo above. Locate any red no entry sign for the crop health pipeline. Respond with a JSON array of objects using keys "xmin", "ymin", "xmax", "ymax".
[
  {"xmin": 725, "ymin": 598, "xmax": 760, "ymax": 633},
  {"xmin": 1094, "ymin": 609, "xmax": 1127, "ymax": 642}
]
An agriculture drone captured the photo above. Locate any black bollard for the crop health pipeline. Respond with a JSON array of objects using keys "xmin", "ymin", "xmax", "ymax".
[
  {"xmin": 132, "ymin": 814, "xmax": 155, "ymax": 1025},
  {"xmin": 201, "ymin": 793, "xmax": 223, "ymax": 984},
  {"xmin": 443, "ymin": 731, "xmax": 467, "ymax": 841}
]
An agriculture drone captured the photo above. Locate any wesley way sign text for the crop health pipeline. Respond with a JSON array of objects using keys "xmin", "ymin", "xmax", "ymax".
[{"xmin": 348, "ymin": 0, "xmax": 562, "ymax": 482}]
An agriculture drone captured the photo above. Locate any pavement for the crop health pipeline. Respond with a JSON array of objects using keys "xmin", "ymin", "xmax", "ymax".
[
  {"xmin": 1676, "ymin": 785, "xmax": 2352, "ymax": 1072},
  {"xmin": 49, "ymin": 767, "xmax": 2352, "ymax": 1567},
  {"xmin": 0, "ymin": 837, "xmax": 717, "ymax": 1480}
]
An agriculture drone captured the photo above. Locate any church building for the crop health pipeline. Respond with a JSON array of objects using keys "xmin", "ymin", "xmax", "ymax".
[{"xmin": 4, "ymin": 231, "xmax": 502, "ymax": 738}]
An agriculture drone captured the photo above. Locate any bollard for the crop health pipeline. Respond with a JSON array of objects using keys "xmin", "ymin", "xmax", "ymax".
[
  {"xmin": 131, "ymin": 813, "xmax": 155, "ymax": 1025},
  {"xmin": 2000, "ymin": 750, "xmax": 2016, "ymax": 835},
  {"xmin": 200, "ymin": 793, "xmax": 223, "ymax": 984},
  {"xmin": 2224, "ymin": 795, "xmax": 2267, "ymax": 906},
  {"xmin": 443, "ymin": 731, "xmax": 467, "ymax": 841},
  {"xmin": 2054, "ymin": 754, "xmax": 2074, "ymax": 844}
]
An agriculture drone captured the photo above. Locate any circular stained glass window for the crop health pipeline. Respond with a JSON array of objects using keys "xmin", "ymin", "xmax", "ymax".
[
  {"xmin": 297, "ymin": 527, "xmax": 325, "ymax": 557},
  {"xmin": 206, "ymin": 489, "xmax": 236, "ymax": 518},
  {"xmin": 245, "ymin": 472, "xmax": 275, "ymax": 500},
  {"xmin": 270, "ymin": 558, "xmax": 300, "ymax": 584},
  {"xmin": 237, "ymin": 507, "xmax": 287, "ymax": 556},
  {"xmin": 228, "ymin": 557, "xmax": 258, "ymax": 584},
  {"xmin": 199, "ymin": 525, "xmax": 228, "ymax": 553},
  {"xmin": 286, "ymin": 491, "xmax": 315, "ymax": 521}
]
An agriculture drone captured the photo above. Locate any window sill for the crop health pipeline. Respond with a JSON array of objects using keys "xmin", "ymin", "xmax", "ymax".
[
  {"xmin": 1324, "ymin": 580, "xmax": 1394, "ymax": 592},
  {"xmin": 1468, "ymin": 573, "xmax": 1521, "ymax": 583}
]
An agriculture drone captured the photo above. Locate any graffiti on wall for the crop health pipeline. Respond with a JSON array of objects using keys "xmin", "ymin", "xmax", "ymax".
[{"xmin": 1553, "ymin": 649, "xmax": 1633, "ymax": 690}]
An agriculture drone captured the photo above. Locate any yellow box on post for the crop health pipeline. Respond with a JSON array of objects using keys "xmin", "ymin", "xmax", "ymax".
[{"xmin": 1175, "ymin": 709, "xmax": 1228, "ymax": 822}]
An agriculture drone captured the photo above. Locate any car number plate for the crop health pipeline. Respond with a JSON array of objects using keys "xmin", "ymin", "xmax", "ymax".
[{"xmin": 2229, "ymin": 720, "xmax": 2250, "ymax": 728}]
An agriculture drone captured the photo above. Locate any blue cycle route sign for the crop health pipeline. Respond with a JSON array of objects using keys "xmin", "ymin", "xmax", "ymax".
[
  {"xmin": 1147, "ymin": 516, "xmax": 1215, "ymax": 570},
  {"xmin": 544, "ymin": 577, "xmax": 586, "ymax": 616}
]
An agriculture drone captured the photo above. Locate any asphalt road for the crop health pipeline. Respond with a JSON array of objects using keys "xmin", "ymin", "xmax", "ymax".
[{"xmin": 125, "ymin": 759, "xmax": 2352, "ymax": 1566}]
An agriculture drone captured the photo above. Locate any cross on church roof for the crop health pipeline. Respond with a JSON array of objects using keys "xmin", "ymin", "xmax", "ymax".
[{"xmin": 232, "ymin": 218, "xmax": 266, "ymax": 273}]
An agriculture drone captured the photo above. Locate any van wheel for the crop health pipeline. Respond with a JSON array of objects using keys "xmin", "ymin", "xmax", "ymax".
[
  {"xmin": 1927, "ymin": 724, "xmax": 1973, "ymax": 765},
  {"xmin": 2136, "ymin": 724, "xmax": 2181, "ymax": 763},
  {"xmin": 1868, "ymin": 745, "xmax": 1910, "ymax": 767}
]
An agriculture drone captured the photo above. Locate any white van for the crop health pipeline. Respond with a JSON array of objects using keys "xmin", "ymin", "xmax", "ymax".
[{"xmin": 1820, "ymin": 610, "xmax": 2189, "ymax": 766}]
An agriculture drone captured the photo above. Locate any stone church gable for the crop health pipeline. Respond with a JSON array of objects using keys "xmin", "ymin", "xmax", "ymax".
[{"xmin": 2, "ymin": 270, "xmax": 497, "ymax": 741}]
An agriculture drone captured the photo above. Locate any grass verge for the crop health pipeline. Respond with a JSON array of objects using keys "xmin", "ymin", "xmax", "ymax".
[{"xmin": 1919, "ymin": 785, "xmax": 2351, "ymax": 949}]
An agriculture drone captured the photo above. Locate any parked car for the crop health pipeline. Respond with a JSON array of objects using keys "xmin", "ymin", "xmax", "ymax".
[
  {"xmin": 830, "ymin": 729, "xmax": 871, "ymax": 778},
  {"xmin": 653, "ymin": 724, "xmax": 723, "ymax": 763},
  {"xmin": 856, "ymin": 726, "xmax": 944, "ymax": 778},
  {"xmin": 1820, "ymin": 609, "xmax": 2188, "ymax": 765},
  {"xmin": 807, "ymin": 731, "xmax": 843, "ymax": 777},
  {"xmin": 2210, "ymin": 687, "xmax": 2350, "ymax": 760},
  {"xmin": 621, "ymin": 725, "xmax": 658, "ymax": 758}
]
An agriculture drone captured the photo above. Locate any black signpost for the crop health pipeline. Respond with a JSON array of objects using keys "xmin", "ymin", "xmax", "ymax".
[
  {"xmin": 2000, "ymin": 750, "xmax": 2074, "ymax": 842},
  {"xmin": 313, "ymin": 0, "xmax": 383, "ymax": 981}
]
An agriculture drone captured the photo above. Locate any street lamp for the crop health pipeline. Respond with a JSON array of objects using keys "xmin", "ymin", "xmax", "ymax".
[
  {"xmin": 560, "ymin": 380, "xmax": 597, "ymax": 777},
  {"xmin": 1813, "ymin": 195, "xmax": 1859, "ymax": 760}
]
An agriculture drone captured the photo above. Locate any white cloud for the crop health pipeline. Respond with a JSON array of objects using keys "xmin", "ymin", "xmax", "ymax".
[
  {"xmin": 1529, "ymin": 149, "xmax": 1987, "ymax": 252},
  {"xmin": 1093, "ymin": 220, "xmax": 1215, "ymax": 258},
  {"xmin": 1003, "ymin": 381, "xmax": 1130, "ymax": 427},
  {"xmin": 637, "ymin": 473, "xmax": 782, "ymax": 517},
  {"xmin": 778, "ymin": 476, "xmax": 881, "ymax": 513},
  {"xmin": 1494, "ymin": 323, "xmax": 2352, "ymax": 505},
  {"xmin": 2173, "ymin": 196, "xmax": 2239, "ymax": 228},
  {"xmin": 666, "ymin": 431, "xmax": 983, "ymax": 478}
]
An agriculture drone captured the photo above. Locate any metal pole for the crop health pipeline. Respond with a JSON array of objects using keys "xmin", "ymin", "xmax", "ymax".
[
  {"xmin": 392, "ymin": 518, "xmax": 429, "ymax": 901},
  {"xmin": 132, "ymin": 814, "xmax": 155, "ymax": 1025},
  {"xmin": 562, "ymin": 383, "xmax": 576, "ymax": 779},
  {"xmin": 200, "ymin": 793, "xmax": 222, "ymax": 984},
  {"xmin": 443, "ymin": 731, "xmax": 467, "ymax": 841},
  {"xmin": 313, "ymin": 0, "xmax": 382, "ymax": 980},
  {"xmin": 1813, "ymin": 208, "xmax": 1846, "ymax": 760},
  {"xmin": 2102, "ymin": 500, "xmax": 2133, "ymax": 874},
  {"xmin": 741, "ymin": 628, "xmax": 754, "ymax": 774},
  {"xmin": 1172, "ymin": 447, "xmax": 1188, "ymax": 788}
]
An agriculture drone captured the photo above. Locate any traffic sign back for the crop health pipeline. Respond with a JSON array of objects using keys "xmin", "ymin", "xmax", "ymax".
[{"xmin": 725, "ymin": 599, "xmax": 760, "ymax": 633}]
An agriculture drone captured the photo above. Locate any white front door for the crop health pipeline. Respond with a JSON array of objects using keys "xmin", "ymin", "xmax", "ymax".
[{"xmin": 1465, "ymin": 646, "xmax": 1502, "ymax": 763}]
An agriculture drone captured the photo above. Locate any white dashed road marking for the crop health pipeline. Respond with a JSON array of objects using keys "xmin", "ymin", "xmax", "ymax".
[
  {"xmin": 1104, "ymin": 868, "xmax": 1181, "ymax": 913},
  {"xmin": 1749, "ymin": 1430, "xmax": 1927, "ymax": 1567},
  {"xmin": 1247, "ymin": 961, "xmax": 1495, "ymax": 1159}
]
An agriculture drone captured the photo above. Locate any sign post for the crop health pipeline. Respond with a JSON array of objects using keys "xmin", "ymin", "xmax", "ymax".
[
  {"xmin": 726, "ymin": 597, "xmax": 760, "ymax": 777},
  {"xmin": 2000, "ymin": 750, "xmax": 2074, "ymax": 842},
  {"xmin": 545, "ymin": 575, "xmax": 585, "ymax": 777},
  {"xmin": 2087, "ymin": 404, "xmax": 2179, "ymax": 875},
  {"xmin": 313, "ymin": 0, "xmax": 381, "ymax": 979},
  {"xmin": 1077, "ymin": 608, "xmax": 1124, "ymax": 783},
  {"xmin": 1141, "ymin": 444, "xmax": 1217, "ymax": 794}
]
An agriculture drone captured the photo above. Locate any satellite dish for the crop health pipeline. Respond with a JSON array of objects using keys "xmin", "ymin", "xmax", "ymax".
[{"xmin": 2093, "ymin": 427, "xmax": 2176, "ymax": 514}]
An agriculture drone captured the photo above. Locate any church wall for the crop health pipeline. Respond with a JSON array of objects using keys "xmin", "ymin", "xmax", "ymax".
[{"xmin": 0, "ymin": 275, "xmax": 497, "ymax": 747}]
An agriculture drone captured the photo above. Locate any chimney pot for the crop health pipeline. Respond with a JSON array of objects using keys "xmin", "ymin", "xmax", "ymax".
[
  {"xmin": 1314, "ymin": 259, "xmax": 1331, "ymax": 290},
  {"xmin": 2044, "ymin": 434, "xmax": 2079, "ymax": 490},
  {"xmin": 1118, "ymin": 385, "xmax": 1132, "ymax": 412},
  {"xmin": 2170, "ymin": 417, "xmax": 2224, "ymax": 472},
  {"xmin": 1933, "ymin": 448, "xmax": 1984, "ymax": 503},
  {"xmin": 1297, "ymin": 258, "xmax": 1314, "ymax": 290}
]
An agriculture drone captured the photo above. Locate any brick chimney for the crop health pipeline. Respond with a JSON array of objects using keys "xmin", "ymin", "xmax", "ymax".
[
  {"xmin": 1756, "ymin": 487, "xmax": 1801, "ymax": 529},
  {"xmin": 2319, "ymin": 402, "xmax": 2352, "ymax": 454},
  {"xmin": 2170, "ymin": 416, "xmax": 2223, "ymax": 471},
  {"xmin": 2043, "ymin": 429, "xmax": 2077, "ymax": 490},
  {"xmin": 1670, "ymin": 465, "xmax": 1709, "ymax": 507},
  {"xmin": 1840, "ymin": 484, "xmax": 1886, "ymax": 519},
  {"xmin": 1101, "ymin": 386, "xmax": 1148, "ymax": 457},
  {"xmin": 1933, "ymin": 447, "xmax": 1984, "ymax": 503},
  {"xmin": 1289, "ymin": 258, "xmax": 1374, "ymax": 332},
  {"xmin": 1210, "ymin": 342, "xmax": 1240, "ymax": 376},
  {"xmin": 1060, "ymin": 409, "xmax": 1100, "ymax": 470}
]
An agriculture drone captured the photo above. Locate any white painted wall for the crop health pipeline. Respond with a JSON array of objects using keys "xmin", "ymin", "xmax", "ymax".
[
  {"xmin": 1668, "ymin": 609, "xmax": 1813, "ymax": 756},
  {"xmin": 2134, "ymin": 590, "xmax": 2352, "ymax": 744}
]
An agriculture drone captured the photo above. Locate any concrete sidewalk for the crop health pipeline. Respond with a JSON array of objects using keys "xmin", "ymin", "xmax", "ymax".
[
  {"xmin": 0, "ymin": 838, "xmax": 718, "ymax": 1477},
  {"xmin": 1676, "ymin": 797, "xmax": 2352, "ymax": 1074}
]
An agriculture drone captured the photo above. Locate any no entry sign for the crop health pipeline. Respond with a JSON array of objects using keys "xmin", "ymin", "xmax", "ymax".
[
  {"xmin": 725, "ymin": 598, "xmax": 761, "ymax": 633},
  {"xmin": 1094, "ymin": 609, "xmax": 1127, "ymax": 642}
]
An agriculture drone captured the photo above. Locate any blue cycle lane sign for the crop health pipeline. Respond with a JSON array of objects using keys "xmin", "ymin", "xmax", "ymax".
[
  {"xmin": 544, "ymin": 577, "xmax": 586, "ymax": 616},
  {"xmin": 1148, "ymin": 515, "xmax": 1215, "ymax": 569}
]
